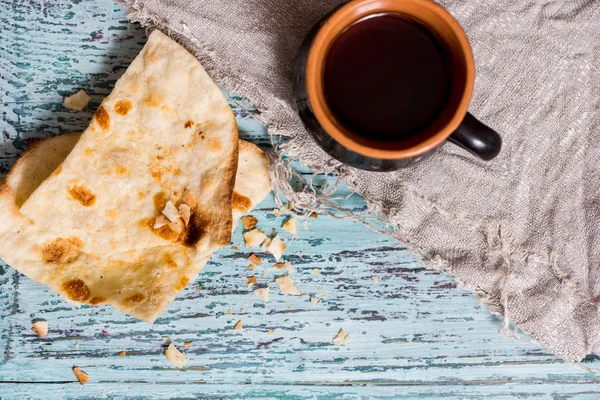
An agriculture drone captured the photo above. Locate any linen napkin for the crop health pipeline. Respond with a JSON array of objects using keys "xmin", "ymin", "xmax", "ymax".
[{"xmin": 122, "ymin": 0, "xmax": 600, "ymax": 362}]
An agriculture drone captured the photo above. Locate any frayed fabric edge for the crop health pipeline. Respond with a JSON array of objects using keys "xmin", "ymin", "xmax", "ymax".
[{"xmin": 121, "ymin": 0, "xmax": 599, "ymax": 368}]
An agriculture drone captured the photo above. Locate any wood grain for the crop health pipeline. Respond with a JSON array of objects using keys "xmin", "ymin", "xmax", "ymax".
[{"xmin": 1, "ymin": 0, "xmax": 599, "ymax": 399}]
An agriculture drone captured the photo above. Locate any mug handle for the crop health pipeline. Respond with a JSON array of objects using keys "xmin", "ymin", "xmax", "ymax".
[{"xmin": 448, "ymin": 112, "xmax": 502, "ymax": 161}]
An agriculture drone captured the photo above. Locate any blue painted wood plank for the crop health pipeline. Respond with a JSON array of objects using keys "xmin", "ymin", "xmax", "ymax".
[{"xmin": 1, "ymin": 1, "xmax": 600, "ymax": 399}]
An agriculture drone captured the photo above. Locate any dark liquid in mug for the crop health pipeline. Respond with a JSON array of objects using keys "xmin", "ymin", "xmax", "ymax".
[{"xmin": 323, "ymin": 14, "xmax": 451, "ymax": 141}]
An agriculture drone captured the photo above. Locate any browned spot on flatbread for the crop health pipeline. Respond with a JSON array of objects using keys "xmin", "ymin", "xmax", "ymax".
[
  {"xmin": 115, "ymin": 165, "xmax": 128, "ymax": 177},
  {"xmin": 94, "ymin": 105, "xmax": 110, "ymax": 131},
  {"xmin": 151, "ymin": 165, "xmax": 163, "ymax": 182},
  {"xmin": 67, "ymin": 237, "xmax": 84, "ymax": 248},
  {"xmin": 148, "ymin": 219, "xmax": 181, "ymax": 242},
  {"xmin": 124, "ymin": 293, "xmax": 146, "ymax": 304},
  {"xmin": 42, "ymin": 238, "xmax": 80, "ymax": 264},
  {"xmin": 114, "ymin": 100, "xmax": 133, "ymax": 116},
  {"xmin": 68, "ymin": 185, "xmax": 96, "ymax": 207},
  {"xmin": 207, "ymin": 138, "xmax": 223, "ymax": 153},
  {"xmin": 83, "ymin": 148, "xmax": 94, "ymax": 157},
  {"xmin": 88, "ymin": 297, "xmax": 106, "ymax": 305},
  {"xmin": 184, "ymin": 120, "xmax": 194, "ymax": 129},
  {"xmin": 62, "ymin": 279, "xmax": 90, "ymax": 302},
  {"xmin": 232, "ymin": 192, "xmax": 252, "ymax": 213},
  {"xmin": 144, "ymin": 93, "xmax": 162, "ymax": 108},
  {"xmin": 175, "ymin": 276, "xmax": 190, "ymax": 291},
  {"xmin": 153, "ymin": 192, "xmax": 168, "ymax": 213},
  {"xmin": 164, "ymin": 254, "xmax": 178, "ymax": 269},
  {"xmin": 107, "ymin": 209, "xmax": 118, "ymax": 219}
]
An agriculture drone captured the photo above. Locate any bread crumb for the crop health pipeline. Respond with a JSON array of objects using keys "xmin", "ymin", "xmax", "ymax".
[
  {"xmin": 184, "ymin": 341, "xmax": 193, "ymax": 349},
  {"xmin": 72, "ymin": 367, "xmax": 89, "ymax": 385},
  {"xmin": 284, "ymin": 260, "xmax": 295, "ymax": 273},
  {"xmin": 162, "ymin": 201, "xmax": 180, "ymax": 222},
  {"xmin": 267, "ymin": 235, "xmax": 286, "ymax": 262},
  {"xmin": 273, "ymin": 209, "xmax": 281, "ymax": 217},
  {"xmin": 311, "ymin": 268, "xmax": 321, "ymax": 275},
  {"xmin": 333, "ymin": 329, "xmax": 351, "ymax": 345},
  {"xmin": 227, "ymin": 309, "xmax": 232, "ymax": 315},
  {"xmin": 248, "ymin": 264, "xmax": 256, "ymax": 270},
  {"xmin": 282, "ymin": 218, "xmax": 298, "ymax": 235},
  {"xmin": 253, "ymin": 287, "xmax": 269, "ymax": 302},
  {"xmin": 165, "ymin": 343, "xmax": 187, "ymax": 369},
  {"xmin": 333, "ymin": 329, "xmax": 345, "ymax": 346},
  {"xmin": 310, "ymin": 296, "xmax": 322, "ymax": 306},
  {"xmin": 244, "ymin": 229, "xmax": 268, "ymax": 248},
  {"xmin": 240, "ymin": 308, "xmax": 244, "ymax": 313},
  {"xmin": 247, "ymin": 276, "xmax": 257, "ymax": 288},
  {"xmin": 119, "ymin": 350, "xmax": 126, "ymax": 357},
  {"xmin": 248, "ymin": 253, "xmax": 262, "ymax": 265},
  {"xmin": 196, "ymin": 285, "xmax": 202, "ymax": 290},
  {"xmin": 309, "ymin": 212, "xmax": 318, "ymax": 219},
  {"xmin": 63, "ymin": 90, "xmax": 91, "ymax": 111},
  {"xmin": 268, "ymin": 329, "xmax": 274, "ymax": 335},
  {"xmin": 178, "ymin": 203, "xmax": 191, "ymax": 226},
  {"xmin": 261, "ymin": 237, "xmax": 272, "ymax": 251},
  {"xmin": 31, "ymin": 320, "xmax": 48, "ymax": 339},
  {"xmin": 232, "ymin": 246, "xmax": 239, "ymax": 251},
  {"xmin": 234, "ymin": 320, "xmax": 243, "ymax": 330},
  {"xmin": 153, "ymin": 214, "xmax": 169, "ymax": 229},
  {"xmin": 241, "ymin": 215, "xmax": 258, "ymax": 230},
  {"xmin": 75, "ymin": 343, "xmax": 79, "ymax": 350},
  {"xmin": 275, "ymin": 263, "xmax": 285, "ymax": 269},
  {"xmin": 372, "ymin": 275, "xmax": 379, "ymax": 283},
  {"xmin": 260, "ymin": 271, "xmax": 265, "ymax": 279},
  {"xmin": 275, "ymin": 275, "xmax": 301, "ymax": 296}
]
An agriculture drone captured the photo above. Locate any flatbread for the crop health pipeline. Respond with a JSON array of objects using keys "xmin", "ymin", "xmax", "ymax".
[
  {"xmin": 20, "ymin": 30, "xmax": 238, "ymax": 262},
  {"xmin": 0, "ymin": 133, "xmax": 272, "ymax": 322}
]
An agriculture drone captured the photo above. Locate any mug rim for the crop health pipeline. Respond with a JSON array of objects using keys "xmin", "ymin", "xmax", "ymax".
[{"xmin": 305, "ymin": 0, "xmax": 475, "ymax": 160}]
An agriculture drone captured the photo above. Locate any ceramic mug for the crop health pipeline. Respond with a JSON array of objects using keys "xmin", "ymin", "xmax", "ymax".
[{"xmin": 293, "ymin": 0, "xmax": 502, "ymax": 172}]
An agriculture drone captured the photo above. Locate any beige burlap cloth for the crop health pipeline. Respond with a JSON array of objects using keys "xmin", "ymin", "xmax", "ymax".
[{"xmin": 122, "ymin": 0, "xmax": 600, "ymax": 363}]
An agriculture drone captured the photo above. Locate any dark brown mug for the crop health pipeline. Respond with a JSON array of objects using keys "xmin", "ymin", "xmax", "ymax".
[{"xmin": 293, "ymin": 0, "xmax": 502, "ymax": 172}]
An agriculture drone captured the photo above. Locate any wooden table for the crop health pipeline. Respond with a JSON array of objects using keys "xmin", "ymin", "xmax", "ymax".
[{"xmin": 1, "ymin": 1, "xmax": 598, "ymax": 398}]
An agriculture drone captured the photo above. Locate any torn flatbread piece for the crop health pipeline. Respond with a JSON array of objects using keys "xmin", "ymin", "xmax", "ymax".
[
  {"xmin": 20, "ymin": 30, "xmax": 238, "ymax": 262},
  {"xmin": 0, "ymin": 134, "xmax": 271, "ymax": 323},
  {"xmin": 63, "ymin": 90, "xmax": 91, "ymax": 111},
  {"xmin": 232, "ymin": 141, "xmax": 271, "ymax": 229}
]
